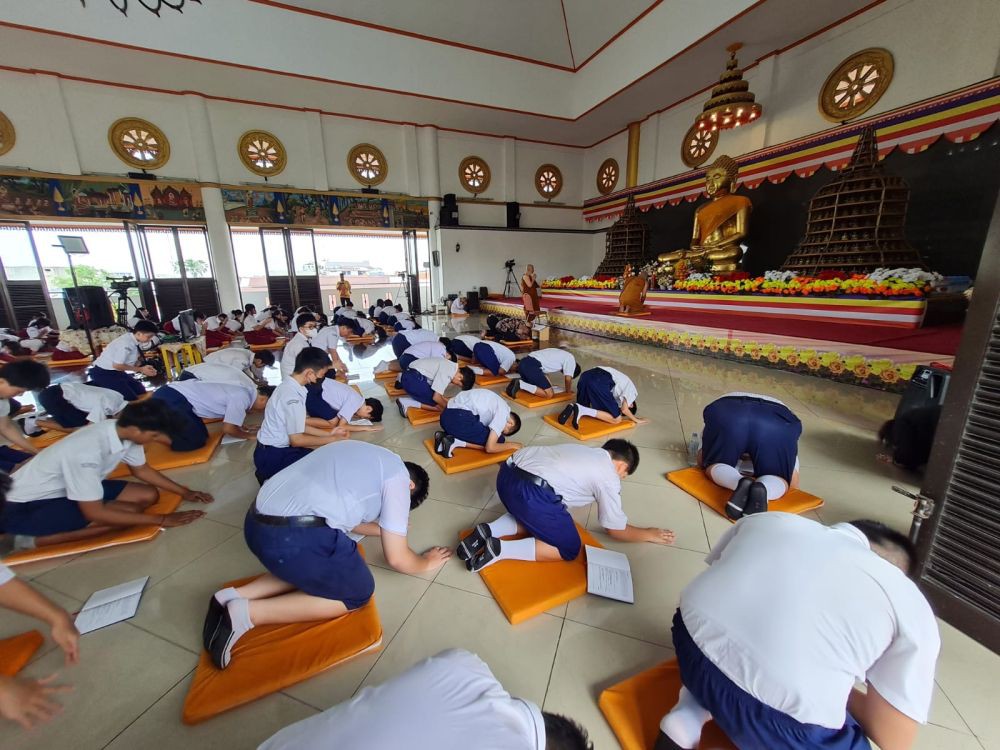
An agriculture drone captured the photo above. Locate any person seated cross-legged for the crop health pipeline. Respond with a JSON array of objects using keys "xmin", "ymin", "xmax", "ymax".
[
  {"xmin": 252, "ymin": 348, "xmax": 349, "ymax": 484},
  {"xmin": 258, "ymin": 648, "xmax": 594, "ymax": 749},
  {"xmin": 458, "ymin": 440, "xmax": 675, "ymax": 572},
  {"xmin": 203, "ymin": 442, "xmax": 451, "ymax": 670},
  {"xmin": 37, "ymin": 381, "xmax": 125, "ymax": 431},
  {"xmin": 0, "ymin": 400, "xmax": 211, "ymax": 551},
  {"xmin": 305, "ymin": 374, "xmax": 384, "ymax": 434},
  {"xmin": 654, "ymin": 514, "xmax": 939, "ymax": 750},
  {"xmin": 151, "ymin": 378, "xmax": 268, "ymax": 451},
  {"xmin": 506, "ymin": 348, "xmax": 579, "ymax": 400},
  {"xmin": 0, "ymin": 360, "xmax": 50, "ymax": 473},
  {"xmin": 472, "ymin": 339, "xmax": 517, "ymax": 377},
  {"xmin": 396, "ymin": 357, "xmax": 476, "ymax": 417},
  {"xmin": 557, "ymin": 366, "xmax": 648, "ymax": 429},
  {"xmin": 88, "ymin": 320, "xmax": 160, "ymax": 401},
  {"xmin": 450, "ymin": 296, "xmax": 467, "ymax": 315},
  {"xmin": 434, "ymin": 388, "xmax": 522, "ymax": 458},
  {"xmin": 700, "ymin": 392, "xmax": 803, "ymax": 520}
]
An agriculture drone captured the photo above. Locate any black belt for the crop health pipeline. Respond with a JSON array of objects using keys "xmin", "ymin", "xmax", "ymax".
[
  {"xmin": 505, "ymin": 459, "xmax": 553, "ymax": 491},
  {"xmin": 251, "ymin": 511, "xmax": 326, "ymax": 528}
]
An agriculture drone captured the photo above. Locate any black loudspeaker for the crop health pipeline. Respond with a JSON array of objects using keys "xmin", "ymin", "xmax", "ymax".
[
  {"xmin": 62, "ymin": 286, "xmax": 114, "ymax": 329},
  {"xmin": 894, "ymin": 365, "xmax": 951, "ymax": 420},
  {"xmin": 479, "ymin": 286, "xmax": 488, "ymax": 300},
  {"xmin": 441, "ymin": 193, "xmax": 459, "ymax": 226},
  {"xmin": 506, "ymin": 201, "xmax": 520, "ymax": 229},
  {"xmin": 466, "ymin": 291, "xmax": 480, "ymax": 312}
]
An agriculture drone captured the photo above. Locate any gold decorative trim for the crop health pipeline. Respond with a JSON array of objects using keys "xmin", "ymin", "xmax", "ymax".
[
  {"xmin": 680, "ymin": 121, "xmax": 717, "ymax": 168},
  {"xmin": 596, "ymin": 158, "xmax": 619, "ymax": 195},
  {"xmin": 238, "ymin": 130, "xmax": 287, "ymax": 177},
  {"xmin": 535, "ymin": 163, "xmax": 563, "ymax": 200},
  {"xmin": 0, "ymin": 111, "xmax": 14, "ymax": 158},
  {"xmin": 819, "ymin": 48, "xmax": 894, "ymax": 123},
  {"xmin": 108, "ymin": 117, "xmax": 170, "ymax": 170},
  {"xmin": 347, "ymin": 143, "xmax": 388, "ymax": 187},
  {"xmin": 458, "ymin": 155, "xmax": 491, "ymax": 195}
]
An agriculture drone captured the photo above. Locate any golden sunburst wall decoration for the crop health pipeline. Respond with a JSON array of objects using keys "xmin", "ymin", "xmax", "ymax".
[
  {"xmin": 459, "ymin": 156, "xmax": 491, "ymax": 195},
  {"xmin": 597, "ymin": 158, "xmax": 619, "ymax": 195},
  {"xmin": 347, "ymin": 143, "xmax": 388, "ymax": 187},
  {"xmin": 109, "ymin": 117, "xmax": 170, "ymax": 169},
  {"xmin": 535, "ymin": 163, "xmax": 563, "ymax": 200},
  {"xmin": 820, "ymin": 48, "xmax": 894, "ymax": 122},
  {"xmin": 0, "ymin": 111, "xmax": 15, "ymax": 158},
  {"xmin": 239, "ymin": 130, "xmax": 287, "ymax": 177}
]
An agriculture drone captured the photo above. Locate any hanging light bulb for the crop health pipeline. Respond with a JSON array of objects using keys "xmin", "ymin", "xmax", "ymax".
[{"xmin": 696, "ymin": 43, "xmax": 763, "ymax": 133}]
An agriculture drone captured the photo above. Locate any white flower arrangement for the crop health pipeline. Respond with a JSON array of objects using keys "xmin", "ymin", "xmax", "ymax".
[
  {"xmin": 867, "ymin": 268, "xmax": 944, "ymax": 285},
  {"xmin": 764, "ymin": 270, "xmax": 799, "ymax": 282},
  {"xmin": 686, "ymin": 272, "xmax": 713, "ymax": 282}
]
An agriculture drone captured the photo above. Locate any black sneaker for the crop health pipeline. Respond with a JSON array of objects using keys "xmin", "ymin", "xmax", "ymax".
[
  {"xmin": 202, "ymin": 595, "xmax": 224, "ymax": 652},
  {"xmin": 433, "ymin": 430, "xmax": 446, "ymax": 452},
  {"xmin": 654, "ymin": 731, "xmax": 687, "ymax": 750},
  {"xmin": 505, "ymin": 379, "xmax": 520, "ymax": 398},
  {"xmin": 557, "ymin": 404, "xmax": 574, "ymax": 425},
  {"xmin": 725, "ymin": 477, "xmax": 755, "ymax": 520},
  {"xmin": 467, "ymin": 536, "xmax": 502, "ymax": 572},
  {"xmin": 457, "ymin": 522, "xmax": 492, "ymax": 561},
  {"xmin": 208, "ymin": 604, "xmax": 238, "ymax": 670},
  {"xmin": 396, "ymin": 399, "xmax": 407, "ymax": 419},
  {"xmin": 745, "ymin": 481, "xmax": 768, "ymax": 516},
  {"xmin": 436, "ymin": 433, "xmax": 456, "ymax": 458},
  {"xmin": 569, "ymin": 403, "xmax": 581, "ymax": 430}
]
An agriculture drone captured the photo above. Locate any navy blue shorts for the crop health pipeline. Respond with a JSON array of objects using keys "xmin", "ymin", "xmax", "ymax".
[
  {"xmin": 397, "ymin": 353, "xmax": 417, "ymax": 372},
  {"xmin": 305, "ymin": 383, "xmax": 337, "ymax": 421},
  {"xmin": 0, "ymin": 480, "xmax": 129, "ymax": 536},
  {"xmin": 151, "ymin": 385, "xmax": 208, "ymax": 452},
  {"xmin": 473, "ymin": 342, "xmax": 503, "ymax": 375},
  {"xmin": 37, "ymin": 385, "xmax": 89, "ymax": 429},
  {"xmin": 89, "ymin": 366, "xmax": 146, "ymax": 400},
  {"xmin": 0, "ymin": 446, "xmax": 33, "ymax": 474},
  {"xmin": 441, "ymin": 408, "xmax": 503, "ymax": 447},
  {"xmin": 378, "ymin": 312, "xmax": 390, "ymax": 324},
  {"xmin": 244, "ymin": 513, "xmax": 374, "ymax": 609},
  {"xmin": 450, "ymin": 340, "xmax": 474, "ymax": 359},
  {"xmin": 253, "ymin": 443, "xmax": 312, "ymax": 484},
  {"xmin": 399, "ymin": 369, "xmax": 436, "ymax": 407},
  {"xmin": 496, "ymin": 462, "xmax": 580, "ymax": 560},
  {"xmin": 576, "ymin": 368, "xmax": 620, "ymax": 417},
  {"xmin": 391, "ymin": 335, "xmax": 410, "ymax": 359},
  {"xmin": 672, "ymin": 610, "xmax": 870, "ymax": 749},
  {"xmin": 517, "ymin": 355, "xmax": 551, "ymax": 391},
  {"xmin": 702, "ymin": 396, "xmax": 802, "ymax": 482}
]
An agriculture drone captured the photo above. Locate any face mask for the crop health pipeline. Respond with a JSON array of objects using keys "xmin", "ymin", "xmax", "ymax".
[{"xmin": 304, "ymin": 328, "xmax": 317, "ymax": 339}]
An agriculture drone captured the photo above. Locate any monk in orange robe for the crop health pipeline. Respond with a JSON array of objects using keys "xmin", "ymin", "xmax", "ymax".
[{"xmin": 619, "ymin": 272, "xmax": 648, "ymax": 314}]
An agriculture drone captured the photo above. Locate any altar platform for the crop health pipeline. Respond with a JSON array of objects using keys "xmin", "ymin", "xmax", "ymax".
[{"xmin": 481, "ymin": 292, "xmax": 962, "ymax": 392}]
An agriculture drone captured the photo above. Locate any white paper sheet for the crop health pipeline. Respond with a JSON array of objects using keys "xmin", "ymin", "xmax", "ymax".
[
  {"xmin": 349, "ymin": 418, "xmax": 373, "ymax": 427},
  {"xmin": 221, "ymin": 434, "xmax": 247, "ymax": 445},
  {"xmin": 585, "ymin": 546, "xmax": 634, "ymax": 603},
  {"xmin": 74, "ymin": 576, "xmax": 149, "ymax": 634},
  {"xmin": 469, "ymin": 366, "xmax": 485, "ymax": 375}
]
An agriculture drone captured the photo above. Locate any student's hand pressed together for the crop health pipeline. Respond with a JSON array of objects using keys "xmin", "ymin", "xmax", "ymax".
[
  {"xmin": 49, "ymin": 612, "xmax": 79, "ymax": 666},
  {"xmin": 421, "ymin": 546, "xmax": 452, "ymax": 572},
  {"xmin": 181, "ymin": 489, "xmax": 214, "ymax": 504},
  {"xmin": 330, "ymin": 425, "xmax": 350, "ymax": 439},
  {"xmin": 160, "ymin": 510, "xmax": 206, "ymax": 527},
  {"xmin": 139, "ymin": 365, "xmax": 157, "ymax": 377},
  {"xmin": 0, "ymin": 673, "xmax": 72, "ymax": 730}
]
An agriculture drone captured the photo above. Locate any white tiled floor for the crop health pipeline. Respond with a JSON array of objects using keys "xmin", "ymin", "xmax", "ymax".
[{"xmin": 2, "ymin": 314, "xmax": 998, "ymax": 749}]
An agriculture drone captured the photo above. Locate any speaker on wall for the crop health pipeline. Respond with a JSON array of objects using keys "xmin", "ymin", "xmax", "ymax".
[
  {"xmin": 506, "ymin": 201, "xmax": 520, "ymax": 229},
  {"xmin": 432, "ymin": 250, "xmax": 441, "ymax": 267},
  {"xmin": 479, "ymin": 286, "xmax": 488, "ymax": 301},
  {"xmin": 441, "ymin": 193, "xmax": 459, "ymax": 226},
  {"xmin": 62, "ymin": 286, "xmax": 114, "ymax": 329}
]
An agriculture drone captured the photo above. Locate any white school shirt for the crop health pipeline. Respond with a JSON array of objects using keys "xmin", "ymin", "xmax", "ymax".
[
  {"xmin": 511, "ymin": 444, "xmax": 627, "ymax": 530},
  {"xmin": 681, "ymin": 513, "xmax": 939, "ymax": 728},
  {"xmin": 185, "ymin": 362, "xmax": 258, "ymax": 392},
  {"xmin": 318, "ymin": 379, "xmax": 364, "ymax": 421},
  {"xmin": 355, "ymin": 318, "xmax": 375, "ymax": 335},
  {"xmin": 26, "ymin": 325, "xmax": 51, "ymax": 339},
  {"xmin": 527, "ymin": 348, "xmax": 576, "ymax": 377},
  {"xmin": 410, "ymin": 357, "xmax": 458, "ymax": 396},
  {"xmin": 225, "ymin": 317, "xmax": 243, "ymax": 332},
  {"xmin": 450, "ymin": 298, "xmax": 465, "ymax": 313},
  {"xmin": 395, "ymin": 318, "xmax": 417, "ymax": 330},
  {"xmin": 59, "ymin": 382, "xmax": 126, "ymax": 423},
  {"xmin": 165, "ymin": 380, "xmax": 255, "ymax": 426},
  {"xmin": 6, "ymin": 421, "xmax": 146, "ymax": 503},
  {"xmin": 454, "ymin": 334, "xmax": 481, "ymax": 351},
  {"xmin": 720, "ymin": 391, "xmax": 787, "ymax": 407},
  {"xmin": 338, "ymin": 308, "xmax": 358, "ymax": 320},
  {"xmin": 312, "ymin": 326, "xmax": 340, "ymax": 352},
  {"xmin": 257, "ymin": 377, "xmax": 308, "ymax": 448},
  {"xmin": 280, "ymin": 332, "xmax": 314, "ymax": 380},
  {"xmin": 476, "ymin": 340, "xmax": 516, "ymax": 372},
  {"xmin": 403, "ymin": 341, "xmax": 447, "ymax": 361},
  {"xmin": 0, "ymin": 562, "xmax": 13, "ymax": 587},
  {"xmin": 399, "ymin": 328, "xmax": 438, "ymax": 347},
  {"xmin": 256, "ymin": 442, "xmax": 410, "ymax": 535},
  {"xmin": 258, "ymin": 649, "xmax": 544, "ymax": 750},
  {"xmin": 205, "ymin": 316, "xmax": 224, "ymax": 331},
  {"xmin": 372, "ymin": 305, "xmax": 385, "ymax": 317},
  {"xmin": 597, "ymin": 366, "xmax": 638, "ymax": 407},
  {"xmin": 0, "ymin": 398, "xmax": 11, "ymax": 447},
  {"xmin": 204, "ymin": 347, "xmax": 254, "ymax": 370},
  {"xmin": 92, "ymin": 332, "xmax": 142, "ymax": 370},
  {"xmin": 447, "ymin": 388, "xmax": 510, "ymax": 437}
]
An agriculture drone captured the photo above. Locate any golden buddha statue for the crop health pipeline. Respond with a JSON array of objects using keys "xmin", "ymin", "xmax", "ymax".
[{"xmin": 658, "ymin": 155, "xmax": 751, "ymax": 273}]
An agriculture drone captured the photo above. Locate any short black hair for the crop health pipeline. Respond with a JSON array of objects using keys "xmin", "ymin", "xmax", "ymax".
[
  {"xmin": 244, "ymin": 303, "xmax": 256, "ymax": 313},
  {"xmin": 572, "ymin": 363, "xmax": 582, "ymax": 379},
  {"xmin": 33, "ymin": 317, "xmax": 51, "ymax": 328},
  {"xmin": 505, "ymin": 411, "xmax": 522, "ymax": 436},
  {"xmin": 602, "ymin": 438, "xmax": 640, "ymax": 475},
  {"xmin": 217, "ymin": 312, "xmax": 228, "ymax": 319},
  {"xmin": 376, "ymin": 298, "xmax": 384, "ymax": 306},
  {"xmin": 405, "ymin": 461, "xmax": 429, "ymax": 509},
  {"xmin": 0, "ymin": 359, "xmax": 50, "ymax": 390},
  {"xmin": 118, "ymin": 399, "xmax": 184, "ymax": 440},
  {"xmin": 458, "ymin": 366, "xmax": 476, "ymax": 390},
  {"xmin": 296, "ymin": 313, "xmax": 317, "ymax": 330},
  {"xmin": 230, "ymin": 309, "xmax": 242, "ymax": 318},
  {"xmin": 133, "ymin": 320, "xmax": 159, "ymax": 335},
  {"xmin": 630, "ymin": 400, "xmax": 638, "ymax": 416},
  {"xmin": 365, "ymin": 397, "xmax": 384, "ymax": 423},
  {"xmin": 294, "ymin": 347, "xmax": 331, "ymax": 374},
  {"xmin": 253, "ymin": 350, "xmax": 276, "ymax": 367},
  {"xmin": 850, "ymin": 519, "xmax": 917, "ymax": 575},
  {"xmin": 257, "ymin": 384, "xmax": 276, "ymax": 397},
  {"xmin": 438, "ymin": 336, "xmax": 454, "ymax": 353},
  {"xmin": 395, "ymin": 304, "xmax": 403, "ymax": 311},
  {"xmin": 192, "ymin": 310, "xmax": 206, "ymax": 321},
  {"xmin": 543, "ymin": 712, "xmax": 593, "ymax": 750}
]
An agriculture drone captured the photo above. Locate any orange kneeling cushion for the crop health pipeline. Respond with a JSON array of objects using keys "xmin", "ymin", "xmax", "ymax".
[
  {"xmin": 666, "ymin": 467, "xmax": 824, "ymax": 521},
  {"xmin": 107, "ymin": 429, "xmax": 224, "ymax": 479},
  {"xmin": 181, "ymin": 577, "xmax": 383, "ymax": 724},
  {"xmin": 29, "ymin": 430, "xmax": 69, "ymax": 449},
  {"xmin": 374, "ymin": 369, "xmax": 397, "ymax": 380},
  {"xmin": 503, "ymin": 388, "xmax": 573, "ymax": 409},
  {"xmin": 382, "ymin": 381, "xmax": 407, "ymax": 398},
  {"xmin": 46, "ymin": 356, "xmax": 94, "ymax": 369},
  {"xmin": 459, "ymin": 524, "xmax": 602, "ymax": 624},
  {"xmin": 543, "ymin": 413, "xmax": 636, "ymax": 441},
  {"xmin": 0, "ymin": 631, "xmax": 45, "ymax": 677},
  {"xmin": 599, "ymin": 659, "xmax": 736, "ymax": 750},
  {"xmin": 423, "ymin": 438, "xmax": 515, "ymax": 475},
  {"xmin": 613, "ymin": 310, "xmax": 652, "ymax": 318},
  {"xmin": 3, "ymin": 492, "xmax": 182, "ymax": 567},
  {"xmin": 504, "ymin": 339, "xmax": 534, "ymax": 350},
  {"xmin": 406, "ymin": 406, "xmax": 440, "ymax": 426},
  {"xmin": 475, "ymin": 373, "xmax": 509, "ymax": 387}
]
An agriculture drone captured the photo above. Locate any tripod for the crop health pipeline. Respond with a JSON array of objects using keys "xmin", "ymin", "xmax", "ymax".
[
  {"xmin": 110, "ymin": 288, "xmax": 142, "ymax": 328},
  {"xmin": 503, "ymin": 265, "xmax": 518, "ymax": 297}
]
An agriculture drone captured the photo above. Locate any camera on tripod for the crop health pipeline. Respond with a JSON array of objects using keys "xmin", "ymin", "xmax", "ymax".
[
  {"xmin": 504, "ymin": 259, "xmax": 516, "ymax": 270},
  {"xmin": 106, "ymin": 275, "xmax": 137, "ymax": 295}
]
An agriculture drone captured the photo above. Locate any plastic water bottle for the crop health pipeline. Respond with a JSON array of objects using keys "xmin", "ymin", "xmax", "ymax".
[{"xmin": 687, "ymin": 432, "xmax": 701, "ymax": 467}]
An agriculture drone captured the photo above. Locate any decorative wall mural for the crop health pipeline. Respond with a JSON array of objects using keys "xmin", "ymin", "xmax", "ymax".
[
  {"xmin": 820, "ymin": 48, "xmax": 894, "ymax": 122},
  {"xmin": 221, "ymin": 188, "xmax": 428, "ymax": 229}
]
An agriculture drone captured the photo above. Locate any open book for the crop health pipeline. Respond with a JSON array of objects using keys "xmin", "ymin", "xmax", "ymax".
[
  {"xmin": 74, "ymin": 576, "xmax": 149, "ymax": 634},
  {"xmin": 585, "ymin": 546, "xmax": 634, "ymax": 603}
]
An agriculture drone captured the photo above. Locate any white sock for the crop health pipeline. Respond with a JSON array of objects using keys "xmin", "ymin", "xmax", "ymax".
[
  {"xmin": 659, "ymin": 687, "xmax": 712, "ymax": 749},
  {"xmin": 13, "ymin": 535, "xmax": 36, "ymax": 551},
  {"xmin": 399, "ymin": 396, "xmax": 421, "ymax": 411},
  {"xmin": 708, "ymin": 463, "xmax": 742, "ymax": 490},
  {"xmin": 451, "ymin": 438, "xmax": 467, "ymax": 451},
  {"xmin": 214, "ymin": 587, "xmax": 239, "ymax": 607},
  {"xmin": 496, "ymin": 537, "xmax": 535, "ymax": 562},
  {"xmin": 519, "ymin": 382, "xmax": 538, "ymax": 394},
  {"xmin": 576, "ymin": 404, "xmax": 598, "ymax": 418},
  {"xmin": 470, "ymin": 366, "xmax": 484, "ymax": 375},
  {"xmin": 758, "ymin": 475, "xmax": 788, "ymax": 500},
  {"xmin": 487, "ymin": 513, "xmax": 519, "ymax": 538}
]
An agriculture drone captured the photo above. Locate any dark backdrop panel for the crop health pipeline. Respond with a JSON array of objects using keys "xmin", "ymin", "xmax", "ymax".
[
  {"xmin": 9, "ymin": 281, "xmax": 51, "ymax": 329},
  {"xmin": 265, "ymin": 276, "xmax": 294, "ymax": 312},
  {"xmin": 294, "ymin": 276, "xmax": 322, "ymax": 311},
  {"xmin": 187, "ymin": 279, "xmax": 220, "ymax": 317},
  {"xmin": 641, "ymin": 124, "xmax": 1000, "ymax": 278},
  {"xmin": 153, "ymin": 279, "xmax": 188, "ymax": 323}
]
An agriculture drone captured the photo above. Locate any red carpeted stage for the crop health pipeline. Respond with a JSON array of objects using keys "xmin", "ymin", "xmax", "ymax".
[{"xmin": 481, "ymin": 291, "xmax": 962, "ymax": 392}]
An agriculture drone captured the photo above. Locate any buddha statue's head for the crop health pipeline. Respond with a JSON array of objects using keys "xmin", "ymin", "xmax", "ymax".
[{"xmin": 704, "ymin": 155, "xmax": 739, "ymax": 197}]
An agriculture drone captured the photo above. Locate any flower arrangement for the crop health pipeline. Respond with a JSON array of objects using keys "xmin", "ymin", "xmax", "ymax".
[
  {"xmin": 673, "ymin": 268, "xmax": 941, "ymax": 298},
  {"xmin": 542, "ymin": 276, "xmax": 618, "ymax": 289}
]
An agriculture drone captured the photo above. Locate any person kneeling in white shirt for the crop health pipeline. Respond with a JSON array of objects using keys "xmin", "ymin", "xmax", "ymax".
[
  {"xmin": 434, "ymin": 388, "xmax": 522, "ymax": 458},
  {"xmin": 37, "ymin": 381, "xmax": 125, "ymax": 431}
]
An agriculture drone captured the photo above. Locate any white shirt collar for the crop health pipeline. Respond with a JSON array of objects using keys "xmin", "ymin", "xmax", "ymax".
[
  {"xmin": 831, "ymin": 522, "xmax": 871, "ymax": 549},
  {"xmin": 105, "ymin": 420, "xmax": 128, "ymax": 453},
  {"xmin": 515, "ymin": 698, "xmax": 546, "ymax": 749}
]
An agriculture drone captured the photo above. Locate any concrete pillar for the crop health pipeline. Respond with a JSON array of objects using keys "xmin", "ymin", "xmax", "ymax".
[
  {"xmin": 416, "ymin": 126, "xmax": 440, "ymax": 197},
  {"xmin": 304, "ymin": 111, "xmax": 329, "ymax": 191},
  {"xmin": 34, "ymin": 74, "xmax": 81, "ymax": 175},
  {"xmin": 639, "ymin": 113, "xmax": 661, "ymax": 186},
  {"xmin": 201, "ymin": 188, "xmax": 241, "ymax": 309},
  {"xmin": 402, "ymin": 125, "xmax": 421, "ymax": 197},
  {"xmin": 184, "ymin": 94, "xmax": 220, "ymax": 183},
  {"xmin": 502, "ymin": 137, "xmax": 517, "ymax": 202},
  {"xmin": 625, "ymin": 121, "xmax": 641, "ymax": 187}
]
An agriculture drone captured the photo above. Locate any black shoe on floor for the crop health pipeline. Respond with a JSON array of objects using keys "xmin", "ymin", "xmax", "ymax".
[
  {"xmin": 569, "ymin": 403, "xmax": 581, "ymax": 430},
  {"xmin": 202, "ymin": 595, "xmax": 224, "ymax": 653},
  {"xmin": 505, "ymin": 379, "xmax": 520, "ymax": 398},
  {"xmin": 396, "ymin": 399, "xmax": 407, "ymax": 419},
  {"xmin": 433, "ymin": 430, "xmax": 445, "ymax": 452},
  {"xmin": 457, "ymin": 522, "xmax": 492, "ymax": 562},
  {"xmin": 725, "ymin": 477, "xmax": 755, "ymax": 520},
  {"xmin": 208, "ymin": 605, "xmax": 238, "ymax": 670},
  {"xmin": 436, "ymin": 433, "xmax": 456, "ymax": 458},
  {"xmin": 654, "ymin": 730, "xmax": 688, "ymax": 750},
  {"xmin": 745, "ymin": 481, "xmax": 768, "ymax": 516},
  {"xmin": 467, "ymin": 536, "xmax": 502, "ymax": 572},
  {"xmin": 557, "ymin": 404, "xmax": 574, "ymax": 425}
]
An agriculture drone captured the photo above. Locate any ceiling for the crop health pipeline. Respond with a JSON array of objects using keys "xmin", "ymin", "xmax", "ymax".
[{"xmin": 0, "ymin": 0, "xmax": 880, "ymax": 146}]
